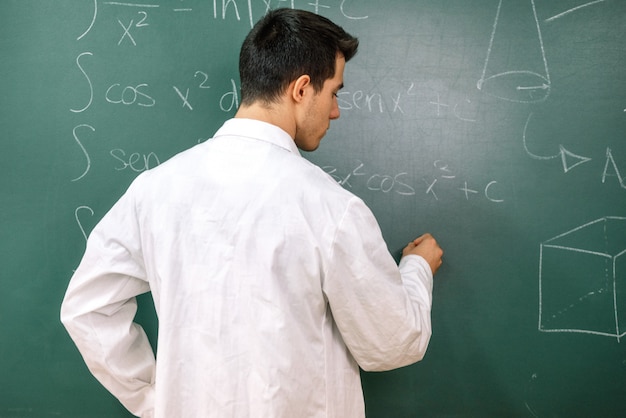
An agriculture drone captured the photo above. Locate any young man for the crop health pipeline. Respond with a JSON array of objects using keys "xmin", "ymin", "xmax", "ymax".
[{"xmin": 61, "ymin": 8, "xmax": 443, "ymax": 418}]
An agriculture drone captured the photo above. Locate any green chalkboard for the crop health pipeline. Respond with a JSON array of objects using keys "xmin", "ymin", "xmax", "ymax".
[{"xmin": 2, "ymin": 0, "xmax": 625, "ymax": 416}]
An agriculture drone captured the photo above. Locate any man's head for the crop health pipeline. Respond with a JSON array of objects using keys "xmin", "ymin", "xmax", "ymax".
[
  {"xmin": 236, "ymin": 9, "xmax": 359, "ymax": 151},
  {"xmin": 239, "ymin": 8, "xmax": 359, "ymax": 106}
]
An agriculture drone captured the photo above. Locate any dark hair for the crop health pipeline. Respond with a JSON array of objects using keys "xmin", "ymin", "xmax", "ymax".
[{"xmin": 239, "ymin": 8, "xmax": 359, "ymax": 105}]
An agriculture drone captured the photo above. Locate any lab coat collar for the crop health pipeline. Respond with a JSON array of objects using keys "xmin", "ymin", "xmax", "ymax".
[{"xmin": 214, "ymin": 118, "xmax": 300, "ymax": 155}]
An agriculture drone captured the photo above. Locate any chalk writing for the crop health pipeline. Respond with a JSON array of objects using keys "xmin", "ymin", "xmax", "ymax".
[
  {"xmin": 103, "ymin": 2, "xmax": 159, "ymax": 7},
  {"xmin": 174, "ymin": 0, "xmax": 192, "ymax": 13},
  {"xmin": 338, "ymin": 90, "xmax": 384, "ymax": 113},
  {"xmin": 474, "ymin": 0, "xmax": 626, "ymax": 200},
  {"xmin": 338, "ymin": 83, "xmax": 478, "ymax": 122},
  {"xmin": 110, "ymin": 148, "xmax": 160, "ymax": 172},
  {"xmin": 323, "ymin": 160, "xmax": 504, "ymax": 203},
  {"xmin": 484, "ymin": 181, "xmax": 504, "ymax": 203},
  {"xmin": 210, "ymin": 0, "xmax": 369, "ymax": 28},
  {"xmin": 602, "ymin": 148, "xmax": 626, "ymax": 189},
  {"xmin": 70, "ymin": 52, "xmax": 94, "ymax": 113},
  {"xmin": 539, "ymin": 216, "xmax": 626, "ymax": 341},
  {"xmin": 434, "ymin": 160, "xmax": 455, "ymax": 180},
  {"xmin": 429, "ymin": 93, "xmax": 448, "ymax": 117},
  {"xmin": 117, "ymin": 11, "xmax": 150, "ymax": 46},
  {"xmin": 522, "ymin": 113, "xmax": 626, "ymax": 192},
  {"xmin": 77, "ymin": 0, "xmax": 97, "ymax": 40},
  {"xmin": 106, "ymin": 83, "xmax": 156, "ymax": 107},
  {"xmin": 173, "ymin": 86, "xmax": 193, "ymax": 110},
  {"xmin": 422, "ymin": 177, "xmax": 439, "ymax": 200},
  {"xmin": 477, "ymin": 0, "xmax": 551, "ymax": 103},
  {"xmin": 194, "ymin": 71, "xmax": 211, "ymax": 89},
  {"xmin": 71, "ymin": 124, "xmax": 96, "ymax": 182},
  {"xmin": 453, "ymin": 99, "xmax": 477, "ymax": 123},
  {"xmin": 324, "ymin": 161, "xmax": 414, "ymax": 196},
  {"xmin": 74, "ymin": 206, "xmax": 95, "ymax": 242},
  {"xmin": 339, "ymin": 0, "xmax": 367, "ymax": 20},
  {"xmin": 522, "ymin": 112, "xmax": 592, "ymax": 173},
  {"xmin": 544, "ymin": 0, "xmax": 606, "ymax": 23},
  {"xmin": 220, "ymin": 79, "xmax": 240, "ymax": 112},
  {"xmin": 366, "ymin": 173, "xmax": 415, "ymax": 196},
  {"xmin": 171, "ymin": 71, "xmax": 212, "ymax": 111},
  {"xmin": 76, "ymin": 0, "xmax": 368, "ymax": 42},
  {"xmin": 524, "ymin": 373, "xmax": 540, "ymax": 418}
]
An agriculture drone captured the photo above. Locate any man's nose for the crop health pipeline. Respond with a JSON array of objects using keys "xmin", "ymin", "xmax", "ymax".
[{"xmin": 330, "ymin": 100, "xmax": 340, "ymax": 120}]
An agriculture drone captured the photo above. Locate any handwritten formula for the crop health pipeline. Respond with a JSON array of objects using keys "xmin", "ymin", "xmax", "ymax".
[{"xmin": 66, "ymin": 0, "xmax": 625, "ymax": 238}]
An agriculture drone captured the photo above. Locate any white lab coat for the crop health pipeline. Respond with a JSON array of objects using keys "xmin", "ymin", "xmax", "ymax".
[{"xmin": 61, "ymin": 118, "xmax": 433, "ymax": 417}]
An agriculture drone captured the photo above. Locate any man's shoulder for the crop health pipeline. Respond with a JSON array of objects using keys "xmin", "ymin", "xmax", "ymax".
[{"xmin": 144, "ymin": 142, "xmax": 206, "ymax": 177}]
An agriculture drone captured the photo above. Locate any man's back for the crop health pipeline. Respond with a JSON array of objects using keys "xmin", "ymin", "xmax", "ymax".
[{"xmin": 141, "ymin": 119, "xmax": 364, "ymax": 416}]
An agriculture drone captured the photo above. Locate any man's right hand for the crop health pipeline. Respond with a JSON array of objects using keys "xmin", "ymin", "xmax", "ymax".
[{"xmin": 402, "ymin": 233, "xmax": 443, "ymax": 275}]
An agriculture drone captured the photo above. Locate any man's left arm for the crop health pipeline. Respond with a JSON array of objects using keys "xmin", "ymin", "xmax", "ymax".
[{"xmin": 60, "ymin": 185, "xmax": 155, "ymax": 417}]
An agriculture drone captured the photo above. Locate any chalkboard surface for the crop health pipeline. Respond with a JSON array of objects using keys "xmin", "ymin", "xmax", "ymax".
[{"xmin": 2, "ymin": 1, "xmax": 625, "ymax": 416}]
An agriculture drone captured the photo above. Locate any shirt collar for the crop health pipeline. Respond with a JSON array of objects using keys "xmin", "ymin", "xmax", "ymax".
[{"xmin": 213, "ymin": 118, "xmax": 300, "ymax": 155}]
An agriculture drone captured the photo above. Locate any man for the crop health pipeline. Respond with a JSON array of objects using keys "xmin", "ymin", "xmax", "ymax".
[{"xmin": 61, "ymin": 8, "xmax": 443, "ymax": 418}]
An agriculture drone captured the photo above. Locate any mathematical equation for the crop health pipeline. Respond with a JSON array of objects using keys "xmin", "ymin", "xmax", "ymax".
[
  {"xmin": 72, "ymin": 52, "xmax": 479, "ymax": 118},
  {"xmin": 71, "ymin": 51, "xmax": 241, "ymax": 114},
  {"xmin": 323, "ymin": 160, "xmax": 504, "ymax": 204},
  {"xmin": 67, "ymin": 0, "xmax": 625, "ymax": 243},
  {"xmin": 338, "ymin": 83, "xmax": 478, "ymax": 122},
  {"xmin": 77, "ymin": 0, "xmax": 368, "ymax": 44}
]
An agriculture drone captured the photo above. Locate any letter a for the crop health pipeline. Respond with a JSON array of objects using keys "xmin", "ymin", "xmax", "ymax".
[{"xmin": 602, "ymin": 147, "xmax": 626, "ymax": 189}]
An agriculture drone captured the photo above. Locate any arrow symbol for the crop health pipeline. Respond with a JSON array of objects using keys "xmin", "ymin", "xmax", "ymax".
[
  {"xmin": 517, "ymin": 83, "xmax": 550, "ymax": 91},
  {"xmin": 558, "ymin": 145, "xmax": 592, "ymax": 173},
  {"xmin": 522, "ymin": 112, "xmax": 592, "ymax": 173}
]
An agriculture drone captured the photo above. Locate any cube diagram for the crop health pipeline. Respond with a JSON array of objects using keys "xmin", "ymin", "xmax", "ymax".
[{"xmin": 539, "ymin": 216, "xmax": 626, "ymax": 341}]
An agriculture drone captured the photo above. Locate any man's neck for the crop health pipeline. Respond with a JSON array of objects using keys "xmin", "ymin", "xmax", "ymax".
[{"xmin": 235, "ymin": 103, "xmax": 296, "ymax": 140}]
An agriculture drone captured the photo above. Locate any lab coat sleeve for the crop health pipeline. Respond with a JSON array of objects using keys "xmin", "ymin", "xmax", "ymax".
[
  {"xmin": 323, "ymin": 197, "xmax": 434, "ymax": 372},
  {"xmin": 60, "ymin": 182, "xmax": 155, "ymax": 417}
]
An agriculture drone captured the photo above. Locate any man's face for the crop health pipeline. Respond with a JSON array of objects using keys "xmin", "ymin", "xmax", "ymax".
[{"xmin": 294, "ymin": 55, "xmax": 345, "ymax": 152}]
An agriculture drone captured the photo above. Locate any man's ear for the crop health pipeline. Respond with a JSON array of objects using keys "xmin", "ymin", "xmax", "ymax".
[{"xmin": 291, "ymin": 75, "xmax": 311, "ymax": 103}]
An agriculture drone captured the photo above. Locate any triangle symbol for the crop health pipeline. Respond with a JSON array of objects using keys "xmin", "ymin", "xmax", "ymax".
[{"xmin": 559, "ymin": 145, "xmax": 592, "ymax": 173}]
